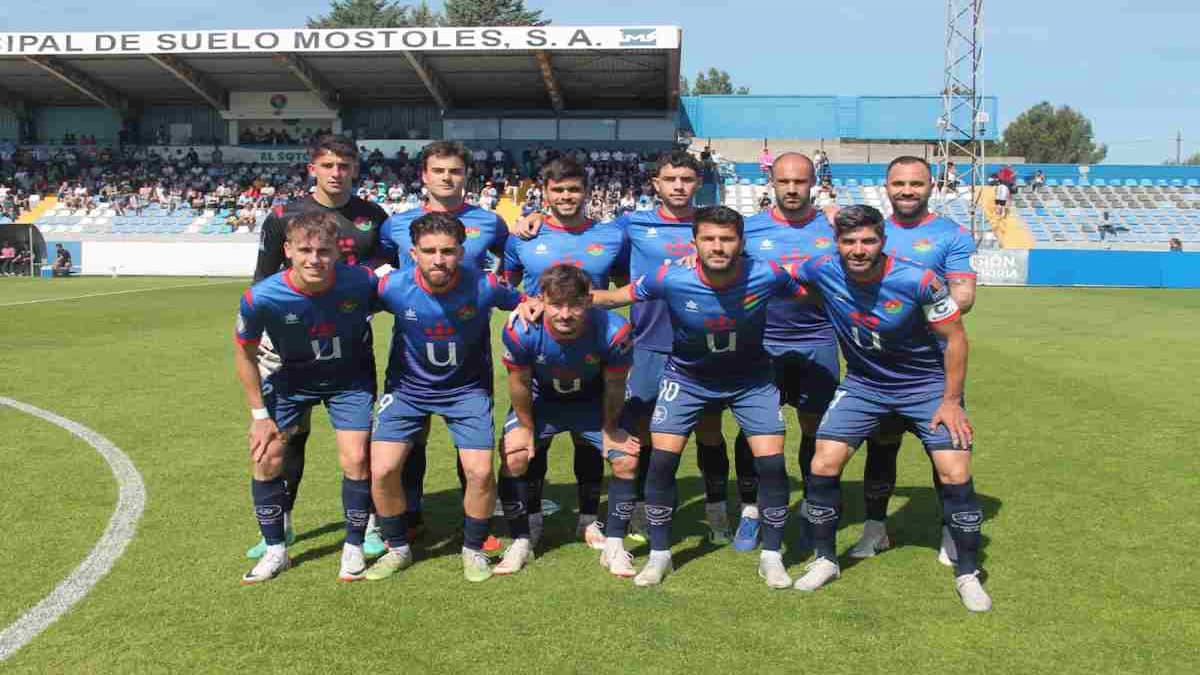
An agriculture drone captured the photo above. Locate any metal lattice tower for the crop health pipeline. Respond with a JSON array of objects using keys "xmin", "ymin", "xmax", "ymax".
[{"xmin": 935, "ymin": 0, "xmax": 986, "ymax": 240}]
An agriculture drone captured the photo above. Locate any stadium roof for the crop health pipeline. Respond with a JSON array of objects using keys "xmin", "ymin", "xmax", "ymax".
[{"xmin": 0, "ymin": 26, "xmax": 682, "ymax": 114}]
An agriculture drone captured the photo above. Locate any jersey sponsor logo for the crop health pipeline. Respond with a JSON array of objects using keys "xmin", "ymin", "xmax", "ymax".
[
  {"xmin": 813, "ymin": 237, "xmax": 832, "ymax": 249},
  {"xmin": 685, "ymin": 300, "xmax": 700, "ymax": 312},
  {"xmin": 339, "ymin": 299, "xmax": 359, "ymax": 313},
  {"xmin": 425, "ymin": 342, "xmax": 458, "ymax": 367},
  {"xmin": 703, "ymin": 315, "xmax": 736, "ymax": 332},
  {"xmin": 665, "ymin": 241, "xmax": 694, "ymax": 257},
  {"xmin": 883, "ymin": 299, "xmax": 904, "ymax": 314},
  {"xmin": 456, "ymin": 304, "xmax": 477, "ymax": 320},
  {"xmin": 404, "ymin": 308, "xmax": 418, "ymax": 321},
  {"xmin": 353, "ymin": 216, "xmax": 374, "ymax": 232},
  {"xmin": 310, "ymin": 322, "xmax": 337, "ymax": 338},
  {"xmin": 551, "ymin": 377, "xmax": 583, "ymax": 394},
  {"xmin": 849, "ymin": 311, "xmax": 881, "ymax": 330},
  {"xmin": 913, "ymin": 238, "xmax": 933, "ymax": 252},
  {"xmin": 284, "ymin": 312, "xmax": 301, "ymax": 324},
  {"xmin": 535, "ymin": 243, "xmax": 549, "ymax": 255},
  {"xmin": 759, "ymin": 238, "xmax": 774, "ymax": 250},
  {"xmin": 552, "ymin": 256, "xmax": 584, "ymax": 269},
  {"xmin": 586, "ymin": 243, "xmax": 606, "ymax": 256},
  {"xmin": 465, "ymin": 226, "xmax": 482, "ymax": 239},
  {"xmin": 424, "ymin": 321, "xmax": 457, "ymax": 340}
]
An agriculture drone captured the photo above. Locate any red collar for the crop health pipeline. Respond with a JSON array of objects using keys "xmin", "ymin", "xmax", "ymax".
[
  {"xmin": 656, "ymin": 206, "xmax": 692, "ymax": 223},
  {"xmin": 414, "ymin": 266, "xmax": 461, "ymax": 295},
  {"xmin": 770, "ymin": 206, "xmax": 818, "ymax": 227},
  {"xmin": 284, "ymin": 266, "xmax": 335, "ymax": 297},
  {"xmin": 697, "ymin": 258, "xmax": 744, "ymax": 290},
  {"xmin": 423, "ymin": 201, "xmax": 469, "ymax": 215},
  {"xmin": 545, "ymin": 215, "xmax": 595, "ymax": 233},
  {"xmin": 888, "ymin": 212, "xmax": 937, "ymax": 229}
]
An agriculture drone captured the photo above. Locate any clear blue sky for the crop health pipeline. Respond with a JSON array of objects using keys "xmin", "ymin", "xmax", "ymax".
[{"xmin": 6, "ymin": 0, "xmax": 1198, "ymax": 163}]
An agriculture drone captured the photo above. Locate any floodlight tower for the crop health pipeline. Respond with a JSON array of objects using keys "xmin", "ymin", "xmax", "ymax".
[{"xmin": 935, "ymin": 0, "xmax": 987, "ymax": 241}]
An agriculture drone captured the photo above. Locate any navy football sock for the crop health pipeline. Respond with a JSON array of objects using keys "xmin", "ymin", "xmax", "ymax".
[
  {"xmin": 498, "ymin": 473, "xmax": 531, "ymax": 539},
  {"xmin": 251, "ymin": 477, "xmax": 288, "ymax": 545},
  {"xmin": 863, "ymin": 438, "xmax": 901, "ymax": 521},
  {"xmin": 280, "ymin": 430, "xmax": 309, "ymax": 512},
  {"xmin": 402, "ymin": 441, "xmax": 427, "ymax": 523},
  {"xmin": 341, "ymin": 477, "xmax": 371, "ymax": 546},
  {"xmin": 753, "ymin": 454, "xmax": 790, "ymax": 552},
  {"xmin": 634, "ymin": 444, "xmax": 651, "ymax": 502},
  {"xmin": 797, "ymin": 435, "xmax": 817, "ymax": 486},
  {"xmin": 378, "ymin": 513, "xmax": 409, "ymax": 549},
  {"xmin": 527, "ymin": 445, "xmax": 549, "ymax": 515},
  {"xmin": 733, "ymin": 431, "xmax": 759, "ymax": 506},
  {"xmin": 644, "ymin": 449, "xmax": 681, "ymax": 551},
  {"xmin": 805, "ymin": 474, "xmax": 842, "ymax": 562},
  {"xmin": 605, "ymin": 477, "xmax": 637, "ymax": 539},
  {"xmin": 942, "ymin": 479, "xmax": 983, "ymax": 576},
  {"xmin": 463, "ymin": 516, "xmax": 490, "ymax": 552},
  {"xmin": 696, "ymin": 440, "xmax": 729, "ymax": 504},
  {"xmin": 573, "ymin": 438, "xmax": 603, "ymax": 516}
]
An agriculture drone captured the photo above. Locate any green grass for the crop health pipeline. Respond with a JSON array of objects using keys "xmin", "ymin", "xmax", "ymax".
[{"xmin": 1, "ymin": 279, "xmax": 1198, "ymax": 672}]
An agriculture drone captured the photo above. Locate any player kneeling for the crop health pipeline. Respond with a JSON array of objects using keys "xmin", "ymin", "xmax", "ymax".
[
  {"xmin": 788, "ymin": 205, "xmax": 991, "ymax": 612},
  {"xmin": 233, "ymin": 211, "xmax": 378, "ymax": 584},
  {"xmin": 497, "ymin": 264, "xmax": 640, "ymax": 576}
]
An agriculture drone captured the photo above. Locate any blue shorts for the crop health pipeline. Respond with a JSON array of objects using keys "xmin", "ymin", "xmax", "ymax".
[
  {"xmin": 262, "ymin": 375, "xmax": 375, "ymax": 432},
  {"xmin": 816, "ymin": 387, "xmax": 970, "ymax": 452},
  {"xmin": 503, "ymin": 399, "xmax": 605, "ymax": 451},
  {"xmin": 650, "ymin": 368, "xmax": 785, "ymax": 438},
  {"xmin": 765, "ymin": 341, "xmax": 841, "ymax": 414},
  {"xmin": 624, "ymin": 348, "xmax": 668, "ymax": 421},
  {"xmin": 373, "ymin": 389, "xmax": 495, "ymax": 450}
]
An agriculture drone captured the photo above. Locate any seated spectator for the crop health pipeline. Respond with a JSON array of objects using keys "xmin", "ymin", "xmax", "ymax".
[
  {"xmin": 52, "ymin": 243, "xmax": 72, "ymax": 277},
  {"xmin": 1031, "ymin": 170, "xmax": 1046, "ymax": 193},
  {"xmin": 1169, "ymin": 237, "xmax": 1183, "ymax": 252},
  {"xmin": 1, "ymin": 241, "xmax": 15, "ymax": 276},
  {"xmin": 814, "ymin": 177, "xmax": 837, "ymax": 208},
  {"xmin": 758, "ymin": 193, "xmax": 772, "ymax": 212},
  {"xmin": 941, "ymin": 161, "xmax": 959, "ymax": 191}
]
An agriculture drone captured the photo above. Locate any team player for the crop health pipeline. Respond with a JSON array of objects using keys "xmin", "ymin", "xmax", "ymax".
[
  {"xmin": 233, "ymin": 211, "xmax": 378, "ymax": 584},
  {"xmin": 496, "ymin": 264, "xmax": 640, "ymax": 576},
  {"xmin": 729, "ymin": 152, "xmax": 840, "ymax": 550},
  {"xmin": 850, "ymin": 156, "xmax": 978, "ymax": 565},
  {"xmin": 515, "ymin": 151, "xmax": 732, "ymax": 544},
  {"xmin": 245, "ymin": 134, "xmax": 389, "ymax": 561},
  {"xmin": 503, "ymin": 157, "xmax": 629, "ymax": 548},
  {"xmin": 366, "ymin": 211, "xmax": 524, "ymax": 582},
  {"xmin": 789, "ymin": 205, "xmax": 990, "ymax": 612},
  {"xmin": 378, "ymin": 141, "xmax": 509, "ymax": 541},
  {"xmin": 591, "ymin": 205, "xmax": 808, "ymax": 588}
]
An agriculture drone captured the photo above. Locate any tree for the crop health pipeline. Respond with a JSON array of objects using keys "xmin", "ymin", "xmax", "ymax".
[
  {"xmin": 443, "ymin": 0, "xmax": 546, "ymax": 26},
  {"xmin": 1000, "ymin": 102, "xmax": 1107, "ymax": 164},
  {"xmin": 688, "ymin": 68, "xmax": 750, "ymax": 95},
  {"xmin": 307, "ymin": 0, "xmax": 440, "ymax": 27}
]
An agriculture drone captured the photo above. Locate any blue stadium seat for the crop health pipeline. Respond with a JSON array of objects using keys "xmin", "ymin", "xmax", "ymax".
[
  {"xmin": 1047, "ymin": 179, "xmax": 1059, "ymax": 187},
  {"xmin": 1139, "ymin": 179, "xmax": 1153, "ymax": 187},
  {"xmin": 1093, "ymin": 178, "xmax": 1107, "ymax": 187},
  {"xmin": 1187, "ymin": 179, "xmax": 1199, "ymax": 187}
]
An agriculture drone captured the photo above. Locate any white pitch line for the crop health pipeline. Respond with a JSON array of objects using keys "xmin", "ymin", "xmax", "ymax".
[
  {"xmin": 0, "ymin": 279, "xmax": 242, "ymax": 307},
  {"xmin": 0, "ymin": 397, "xmax": 146, "ymax": 663}
]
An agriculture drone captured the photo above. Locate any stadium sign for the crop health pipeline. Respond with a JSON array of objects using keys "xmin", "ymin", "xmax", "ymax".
[
  {"xmin": 971, "ymin": 249, "xmax": 1029, "ymax": 286},
  {"xmin": 0, "ymin": 26, "xmax": 680, "ymax": 56}
]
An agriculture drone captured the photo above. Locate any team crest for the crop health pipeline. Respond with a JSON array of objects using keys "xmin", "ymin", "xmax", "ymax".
[
  {"xmin": 353, "ymin": 216, "xmax": 373, "ymax": 232},
  {"xmin": 584, "ymin": 353, "xmax": 600, "ymax": 365},
  {"xmin": 883, "ymin": 299, "xmax": 903, "ymax": 314},
  {"xmin": 465, "ymin": 227, "xmax": 482, "ymax": 239},
  {"xmin": 586, "ymin": 243, "xmax": 605, "ymax": 257},
  {"xmin": 813, "ymin": 237, "xmax": 832, "ymax": 249},
  {"xmin": 339, "ymin": 299, "xmax": 358, "ymax": 313},
  {"xmin": 914, "ymin": 239, "xmax": 933, "ymax": 252},
  {"xmin": 456, "ymin": 304, "xmax": 478, "ymax": 320}
]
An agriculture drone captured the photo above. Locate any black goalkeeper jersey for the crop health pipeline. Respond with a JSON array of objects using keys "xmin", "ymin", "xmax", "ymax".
[{"xmin": 253, "ymin": 196, "xmax": 389, "ymax": 281}]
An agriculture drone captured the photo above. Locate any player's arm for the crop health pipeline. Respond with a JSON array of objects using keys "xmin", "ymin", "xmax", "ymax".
[
  {"xmin": 923, "ymin": 274, "xmax": 972, "ymax": 449},
  {"xmin": 769, "ymin": 260, "xmax": 812, "ymax": 302},
  {"xmin": 512, "ymin": 211, "xmax": 544, "ymax": 240},
  {"xmin": 591, "ymin": 283, "xmax": 636, "ymax": 309},
  {"xmin": 947, "ymin": 276, "xmax": 977, "ymax": 315},
  {"xmin": 501, "ymin": 235, "xmax": 525, "ymax": 289},
  {"xmin": 501, "ymin": 326, "xmax": 537, "ymax": 458},
  {"xmin": 945, "ymin": 229, "xmax": 979, "ymax": 314},
  {"xmin": 600, "ymin": 324, "xmax": 640, "ymax": 457},
  {"xmin": 252, "ymin": 215, "xmax": 286, "ymax": 281},
  {"xmin": 232, "ymin": 297, "xmax": 281, "ymax": 462},
  {"xmin": 363, "ymin": 207, "xmax": 394, "ymax": 270}
]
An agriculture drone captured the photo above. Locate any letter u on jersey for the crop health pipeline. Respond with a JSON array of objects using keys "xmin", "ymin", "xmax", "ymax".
[
  {"xmin": 705, "ymin": 332, "xmax": 737, "ymax": 353},
  {"xmin": 425, "ymin": 341, "xmax": 458, "ymax": 367},
  {"xmin": 551, "ymin": 378, "xmax": 583, "ymax": 394}
]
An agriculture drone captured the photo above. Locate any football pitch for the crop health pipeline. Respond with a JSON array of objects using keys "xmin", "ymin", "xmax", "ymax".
[{"xmin": 1, "ymin": 277, "xmax": 1197, "ymax": 672}]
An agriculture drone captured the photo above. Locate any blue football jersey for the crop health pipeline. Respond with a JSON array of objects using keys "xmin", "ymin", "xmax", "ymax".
[
  {"xmin": 502, "ymin": 217, "xmax": 628, "ymax": 296},
  {"xmin": 885, "ymin": 213, "xmax": 977, "ymax": 280},
  {"xmin": 620, "ymin": 208, "xmax": 698, "ymax": 353},
  {"xmin": 378, "ymin": 203, "xmax": 509, "ymax": 271},
  {"xmin": 501, "ymin": 307, "xmax": 633, "ymax": 402},
  {"xmin": 377, "ymin": 265, "xmax": 523, "ymax": 402},
  {"xmin": 795, "ymin": 255, "xmax": 960, "ymax": 402},
  {"xmin": 632, "ymin": 258, "xmax": 808, "ymax": 382},
  {"xmin": 236, "ymin": 263, "xmax": 377, "ymax": 386},
  {"xmin": 742, "ymin": 207, "xmax": 838, "ymax": 347}
]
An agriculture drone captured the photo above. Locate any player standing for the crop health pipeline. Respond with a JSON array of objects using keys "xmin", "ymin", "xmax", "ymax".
[
  {"xmin": 234, "ymin": 212, "xmax": 378, "ymax": 583},
  {"xmin": 850, "ymin": 157, "xmax": 978, "ymax": 565},
  {"xmin": 496, "ymin": 264, "xmax": 640, "ymax": 575},
  {"xmin": 245, "ymin": 134, "xmax": 389, "ymax": 561},
  {"xmin": 502, "ymin": 157, "xmax": 629, "ymax": 548},
  {"xmin": 789, "ymin": 205, "xmax": 990, "ymax": 612},
  {"xmin": 592, "ymin": 205, "xmax": 808, "ymax": 588},
  {"xmin": 378, "ymin": 141, "xmax": 509, "ymax": 542},
  {"xmin": 366, "ymin": 212, "xmax": 523, "ymax": 582}
]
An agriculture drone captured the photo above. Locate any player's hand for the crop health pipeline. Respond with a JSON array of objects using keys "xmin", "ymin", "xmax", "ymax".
[
  {"xmin": 248, "ymin": 418, "xmax": 282, "ymax": 463},
  {"xmin": 514, "ymin": 212, "xmax": 545, "ymax": 240},
  {"xmin": 930, "ymin": 400, "xmax": 973, "ymax": 450},
  {"xmin": 603, "ymin": 427, "xmax": 640, "ymax": 457},
  {"xmin": 822, "ymin": 205, "xmax": 842, "ymax": 222},
  {"xmin": 674, "ymin": 253, "xmax": 698, "ymax": 269},
  {"xmin": 506, "ymin": 425, "xmax": 536, "ymax": 461},
  {"xmin": 508, "ymin": 296, "xmax": 544, "ymax": 329}
]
